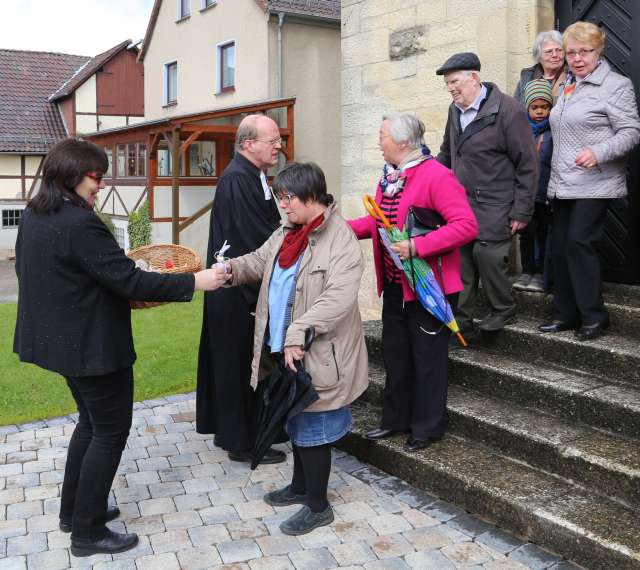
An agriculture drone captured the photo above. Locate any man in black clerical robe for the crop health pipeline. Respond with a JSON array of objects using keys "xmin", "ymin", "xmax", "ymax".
[{"xmin": 196, "ymin": 114, "xmax": 285, "ymax": 463}]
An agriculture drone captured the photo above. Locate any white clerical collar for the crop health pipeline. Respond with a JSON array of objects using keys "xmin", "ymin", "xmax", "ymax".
[{"xmin": 259, "ymin": 171, "xmax": 272, "ymax": 200}]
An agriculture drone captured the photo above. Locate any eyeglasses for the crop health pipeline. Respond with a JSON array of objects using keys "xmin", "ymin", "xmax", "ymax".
[
  {"xmin": 85, "ymin": 172, "xmax": 104, "ymax": 183},
  {"xmin": 542, "ymin": 48, "xmax": 563, "ymax": 56},
  {"xmin": 277, "ymin": 193, "xmax": 296, "ymax": 205},
  {"xmin": 566, "ymin": 48, "xmax": 596, "ymax": 59},
  {"xmin": 252, "ymin": 137, "xmax": 282, "ymax": 147}
]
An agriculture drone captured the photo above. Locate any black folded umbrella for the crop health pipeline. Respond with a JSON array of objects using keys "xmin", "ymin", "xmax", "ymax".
[{"xmin": 251, "ymin": 328, "xmax": 319, "ymax": 470}]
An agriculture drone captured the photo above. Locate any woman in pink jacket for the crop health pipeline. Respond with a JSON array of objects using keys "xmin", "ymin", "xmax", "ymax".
[{"xmin": 348, "ymin": 113, "xmax": 478, "ymax": 451}]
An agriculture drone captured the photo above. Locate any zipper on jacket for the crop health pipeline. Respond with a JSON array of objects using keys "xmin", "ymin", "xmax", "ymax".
[{"xmin": 331, "ymin": 342, "xmax": 340, "ymax": 380}]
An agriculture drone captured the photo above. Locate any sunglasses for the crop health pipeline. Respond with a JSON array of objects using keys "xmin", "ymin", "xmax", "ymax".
[{"xmin": 85, "ymin": 172, "xmax": 104, "ymax": 183}]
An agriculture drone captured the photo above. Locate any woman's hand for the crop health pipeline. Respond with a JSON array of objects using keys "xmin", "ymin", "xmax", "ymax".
[
  {"xmin": 390, "ymin": 239, "xmax": 415, "ymax": 261},
  {"xmin": 194, "ymin": 266, "xmax": 231, "ymax": 291},
  {"xmin": 284, "ymin": 345, "xmax": 305, "ymax": 371},
  {"xmin": 575, "ymin": 149, "xmax": 598, "ymax": 169}
]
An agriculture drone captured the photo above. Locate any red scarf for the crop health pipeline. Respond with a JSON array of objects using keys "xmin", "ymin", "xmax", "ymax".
[{"xmin": 278, "ymin": 213, "xmax": 324, "ymax": 268}]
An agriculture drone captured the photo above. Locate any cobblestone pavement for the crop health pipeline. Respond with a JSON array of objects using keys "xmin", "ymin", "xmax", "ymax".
[{"xmin": 0, "ymin": 393, "xmax": 577, "ymax": 570}]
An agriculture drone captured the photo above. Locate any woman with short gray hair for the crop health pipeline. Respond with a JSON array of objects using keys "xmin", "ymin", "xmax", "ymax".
[
  {"xmin": 348, "ymin": 113, "xmax": 478, "ymax": 452},
  {"xmin": 514, "ymin": 30, "xmax": 566, "ymax": 102}
]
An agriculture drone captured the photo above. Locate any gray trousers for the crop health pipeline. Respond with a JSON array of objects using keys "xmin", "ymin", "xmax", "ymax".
[{"xmin": 457, "ymin": 239, "xmax": 515, "ymax": 330}]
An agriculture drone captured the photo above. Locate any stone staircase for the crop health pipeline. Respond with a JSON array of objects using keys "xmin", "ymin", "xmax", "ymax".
[{"xmin": 339, "ymin": 285, "xmax": 640, "ymax": 570}]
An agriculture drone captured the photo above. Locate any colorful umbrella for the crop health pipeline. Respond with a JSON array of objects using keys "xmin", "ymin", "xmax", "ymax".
[{"xmin": 363, "ymin": 195, "xmax": 467, "ymax": 347}]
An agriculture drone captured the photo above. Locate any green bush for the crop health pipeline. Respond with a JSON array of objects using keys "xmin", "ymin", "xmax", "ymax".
[
  {"xmin": 128, "ymin": 200, "xmax": 151, "ymax": 250},
  {"xmin": 96, "ymin": 211, "xmax": 116, "ymax": 237}
]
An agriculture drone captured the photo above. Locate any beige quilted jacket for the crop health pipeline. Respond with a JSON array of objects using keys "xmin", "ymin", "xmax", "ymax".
[{"xmin": 548, "ymin": 60, "xmax": 640, "ymax": 200}]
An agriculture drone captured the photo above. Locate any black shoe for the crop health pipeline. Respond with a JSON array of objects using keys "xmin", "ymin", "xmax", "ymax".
[
  {"xmin": 263, "ymin": 485, "xmax": 307, "ymax": 507},
  {"xmin": 70, "ymin": 530, "xmax": 139, "ymax": 557},
  {"xmin": 477, "ymin": 313, "xmax": 516, "ymax": 332},
  {"xmin": 228, "ymin": 447, "xmax": 286, "ymax": 465},
  {"xmin": 365, "ymin": 427, "xmax": 405, "ymax": 440},
  {"xmin": 60, "ymin": 506, "xmax": 120, "ymax": 533},
  {"xmin": 575, "ymin": 320, "xmax": 609, "ymax": 341},
  {"xmin": 214, "ymin": 434, "xmax": 224, "ymax": 448},
  {"xmin": 403, "ymin": 436, "xmax": 433, "ymax": 452},
  {"xmin": 280, "ymin": 505, "xmax": 334, "ymax": 536},
  {"xmin": 538, "ymin": 320, "xmax": 577, "ymax": 333}
]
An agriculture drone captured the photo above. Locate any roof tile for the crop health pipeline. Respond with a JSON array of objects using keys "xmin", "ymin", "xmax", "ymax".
[{"xmin": 0, "ymin": 50, "xmax": 89, "ymax": 153}]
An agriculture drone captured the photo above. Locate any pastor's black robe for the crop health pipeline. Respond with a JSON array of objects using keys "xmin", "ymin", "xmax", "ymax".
[{"xmin": 196, "ymin": 152, "xmax": 281, "ymax": 452}]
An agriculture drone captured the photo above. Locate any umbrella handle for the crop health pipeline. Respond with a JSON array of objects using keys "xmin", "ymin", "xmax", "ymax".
[
  {"xmin": 456, "ymin": 331, "xmax": 468, "ymax": 347},
  {"xmin": 363, "ymin": 195, "xmax": 392, "ymax": 229},
  {"xmin": 303, "ymin": 327, "xmax": 315, "ymax": 351}
]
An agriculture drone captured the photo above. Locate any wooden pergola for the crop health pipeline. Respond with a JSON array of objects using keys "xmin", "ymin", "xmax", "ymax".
[{"xmin": 85, "ymin": 97, "xmax": 296, "ymax": 243}]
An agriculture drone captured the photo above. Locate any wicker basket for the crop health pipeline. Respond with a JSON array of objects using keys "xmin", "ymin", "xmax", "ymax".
[{"xmin": 127, "ymin": 244, "xmax": 202, "ymax": 309}]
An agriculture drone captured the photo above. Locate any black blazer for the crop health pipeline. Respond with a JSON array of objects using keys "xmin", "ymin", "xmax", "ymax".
[{"xmin": 13, "ymin": 203, "xmax": 195, "ymax": 378}]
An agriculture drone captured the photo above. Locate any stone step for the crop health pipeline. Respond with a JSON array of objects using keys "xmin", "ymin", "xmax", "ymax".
[
  {"xmin": 340, "ymin": 402, "xmax": 640, "ymax": 570},
  {"xmin": 511, "ymin": 288, "xmax": 640, "ymax": 339},
  {"xmin": 449, "ymin": 348, "xmax": 640, "ymax": 438},
  {"xmin": 486, "ymin": 317, "xmax": 640, "ymax": 385},
  {"xmin": 362, "ymin": 364, "xmax": 640, "ymax": 508},
  {"xmin": 363, "ymin": 317, "xmax": 640, "ymax": 386}
]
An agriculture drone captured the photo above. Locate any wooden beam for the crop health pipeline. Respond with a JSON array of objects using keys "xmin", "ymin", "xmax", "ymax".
[
  {"xmin": 132, "ymin": 186, "xmax": 148, "ymax": 213},
  {"xmin": 20, "ymin": 156, "xmax": 26, "ymax": 199},
  {"xmin": 171, "ymin": 127, "xmax": 181, "ymax": 244},
  {"xmin": 27, "ymin": 157, "xmax": 44, "ymax": 199},
  {"xmin": 180, "ymin": 131, "xmax": 203, "ymax": 154},
  {"xmin": 286, "ymin": 104, "xmax": 295, "ymax": 161},
  {"xmin": 178, "ymin": 200, "xmax": 213, "ymax": 233}
]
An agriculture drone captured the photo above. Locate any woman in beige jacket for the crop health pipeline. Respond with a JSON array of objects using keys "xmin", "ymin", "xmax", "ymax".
[{"xmin": 215, "ymin": 162, "xmax": 368, "ymax": 535}]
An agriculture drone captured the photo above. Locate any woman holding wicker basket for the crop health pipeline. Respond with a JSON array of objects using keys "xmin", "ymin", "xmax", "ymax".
[{"xmin": 13, "ymin": 139, "xmax": 228, "ymax": 557}]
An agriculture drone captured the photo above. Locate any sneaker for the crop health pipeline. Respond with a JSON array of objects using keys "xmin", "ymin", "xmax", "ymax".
[
  {"xmin": 477, "ymin": 313, "xmax": 516, "ymax": 332},
  {"xmin": 525, "ymin": 274, "xmax": 545, "ymax": 293},
  {"xmin": 263, "ymin": 485, "xmax": 307, "ymax": 507},
  {"xmin": 512, "ymin": 273, "xmax": 532, "ymax": 290},
  {"xmin": 280, "ymin": 505, "xmax": 334, "ymax": 536}
]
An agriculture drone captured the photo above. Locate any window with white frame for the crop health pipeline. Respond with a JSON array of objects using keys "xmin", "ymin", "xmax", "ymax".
[
  {"xmin": 177, "ymin": 0, "xmax": 190, "ymax": 20},
  {"xmin": 164, "ymin": 61, "xmax": 178, "ymax": 105},
  {"xmin": 2, "ymin": 209, "xmax": 22, "ymax": 229},
  {"xmin": 217, "ymin": 41, "xmax": 235, "ymax": 93},
  {"xmin": 201, "ymin": 0, "xmax": 216, "ymax": 8}
]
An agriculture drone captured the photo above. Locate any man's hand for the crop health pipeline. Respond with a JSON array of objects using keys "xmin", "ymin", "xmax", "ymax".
[
  {"xmin": 390, "ymin": 239, "xmax": 415, "ymax": 261},
  {"xmin": 284, "ymin": 345, "xmax": 305, "ymax": 371},
  {"xmin": 575, "ymin": 148, "xmax": 598, "ymax": 169},
  {"xmin": 510, "ymin": 219, "xmax": 528, "ymax": 235},
  {"xmin": 193, "ymin": 265, "xmax": 231, "ymax": 291}
]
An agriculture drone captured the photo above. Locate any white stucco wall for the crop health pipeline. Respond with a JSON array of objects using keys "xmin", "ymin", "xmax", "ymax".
[
  {"xmin": 97, "ymin": 185, "xmax": 148, "ymax": 218},
  {"xmin": 76, "ymin": 114, "xmax": 99, "ymax": 134},
  {"xmin": 75, "ymin": 75, "xmax": 97, "ymax": 113},
  {"xmin": 152, "ymin": 185, "xmax": 215, "ymax": 218},
  {"xmin": 143, "ymin": 0, "xmax": 270, "ymax": 120},
  {"xmin": 99, "ymin": 115, "xmax": 128, "ymax": 130},
  {"xmin": 268, "ymin": 19, "xmax": 342, "ymax": 198}
]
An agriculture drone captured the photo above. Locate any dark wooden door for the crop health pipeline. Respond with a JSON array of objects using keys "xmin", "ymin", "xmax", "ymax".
[{"xmin": 556, "ymin": 0, "xmax": 640, "ymax": 284}]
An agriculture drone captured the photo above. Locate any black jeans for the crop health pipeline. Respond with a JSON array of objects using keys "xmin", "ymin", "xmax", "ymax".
[
  {"xmin": 552, "ymin": 198, "xmax": 610, "ymax": 326},
  {"xmin": 520, "ymin": 202, "xmax": 552, "ymax": 275},
  {"xmin": 60, "ymin": 367, "xmax": 133, "ymax": 538},
  {"xmin": 380, "ymin": 284, "xmax": 457, "ymax": 440}
]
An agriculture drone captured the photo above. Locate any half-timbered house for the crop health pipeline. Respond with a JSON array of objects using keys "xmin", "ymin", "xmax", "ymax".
[
  {"xmin": 84, "ymin": 0, "xmax": 340, "ymax": 258},
  {"xmin": 0, "ymin": 41, "xmax": 144, "ymax": 251}
]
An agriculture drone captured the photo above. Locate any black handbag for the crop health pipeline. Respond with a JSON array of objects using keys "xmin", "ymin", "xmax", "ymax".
[{"xmin": 405, "ymin": 206, "xmax": 446, "ymax": 238}]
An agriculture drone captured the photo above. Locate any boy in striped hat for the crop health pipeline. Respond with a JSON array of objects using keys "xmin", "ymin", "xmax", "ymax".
[{"xmin": 513, "ymin": 79, "xmax": 554, "ymax": 293}]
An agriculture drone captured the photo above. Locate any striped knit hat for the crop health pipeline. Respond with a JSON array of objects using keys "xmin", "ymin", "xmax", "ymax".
[{"xmin": 523, "ymin": 79, "xmax": 553, "ymax": 109}]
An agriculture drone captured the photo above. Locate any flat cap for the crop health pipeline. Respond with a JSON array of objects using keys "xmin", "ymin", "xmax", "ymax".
[{"xmin": 436, "ymin": 52, "xmax": 481, "ymax": 75}]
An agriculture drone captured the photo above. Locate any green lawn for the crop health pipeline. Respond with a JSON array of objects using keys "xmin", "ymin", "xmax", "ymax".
[{"xmin": 0, "ymin": 294, "xmax": 205, "ymax": 426}]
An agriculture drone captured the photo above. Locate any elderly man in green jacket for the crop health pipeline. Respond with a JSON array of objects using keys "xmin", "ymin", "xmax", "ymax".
[{"xmin": 436, "ymin": 52, "xmax": 538, "ymax": 341}]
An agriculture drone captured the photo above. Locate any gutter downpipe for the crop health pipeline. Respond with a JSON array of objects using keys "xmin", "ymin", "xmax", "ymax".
[{"xmin": 277, "ymin": 12, "xmax": 285, "ymax": 99}]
